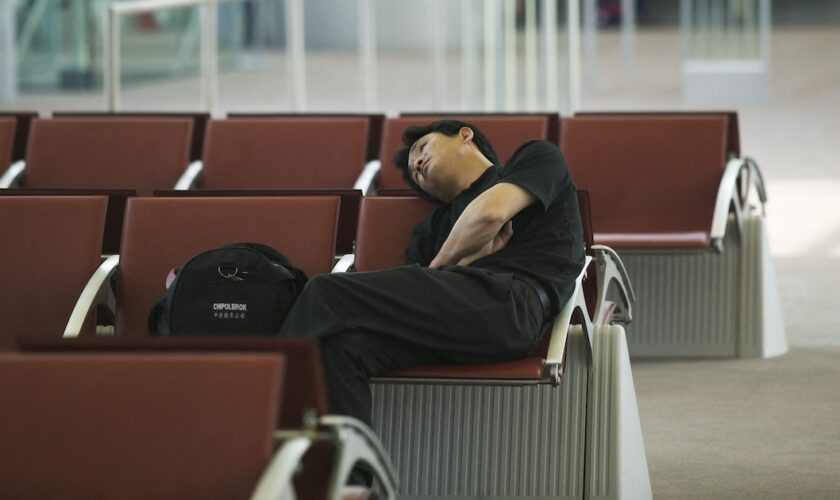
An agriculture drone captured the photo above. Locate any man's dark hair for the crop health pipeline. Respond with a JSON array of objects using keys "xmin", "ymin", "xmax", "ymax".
[{"xmin": 393, "ymin": 119, "xmax": 498, "ymax": 202}]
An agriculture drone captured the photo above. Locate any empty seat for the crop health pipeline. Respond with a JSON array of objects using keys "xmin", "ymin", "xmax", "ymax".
[
  {"xmin": 13, "ymin": 118, "xmax": 194, "ymax": 195},
  {"xmin": 229, "ymin": 113, "xmax": 385, "ymax": 162},
  {"xmin": 17, "ymin": 337, "xmax": 399, "ymax": 499},
  {"xmin": 375, "ymin": 116, "xmax": 550, "ymax": 192},
  {"xmin": 0, "ymin": 352, "xmax": 286, "ymax": 499},
  {"xmin": 66, "ymin": 196, "xmax": 340, "ymax": 338},
  {"xmin": 576, "ymin": 110, "xmax": 740, "ymax": 157},
  {"xmin": 154, "ymin": 188, "xmax": 361, "ymax": 255},
  {"xmin": 345, "ymin": 195, "xmax": 649, "ymax": 499},
  {"xmin": 560, "ymin": 115, "xmax": 784, "ymax": 358},
  {"xmin": 0, "ymin": 189, "xmax": 134, "ymax": 255},
  {"xmin": 192, "ymin": 118, "xmax": 369, "ymax": 190},
  {"xmin": 0, "ymin": 196, "xmax": 106, "ymax": 350},
  {"xmin": 54, "ymin": 111, "xmax": 210, "ymax": 161}
]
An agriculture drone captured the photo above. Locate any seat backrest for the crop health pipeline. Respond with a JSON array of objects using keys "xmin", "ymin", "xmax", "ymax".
[
  {"xmin": 115, "ymin": 196, "xmax": 339, "ymax": 336},
  {"xmin": 0, "ymin": 189, "xmax": 134, "ymax": 255},
  {"xmin": 377, "ymin": 116, "xmax": 549, "ymax": 190},
  {"xmin": 24, "ymin": 118, "xmax": 193, "ymax": 196},
  {"xmin": 575, "ymin": 110, "xmax": 739, "ymax": 157},
  {"xmin": 560, "ymin": 115, "xmax": 729, "ymax": 247},
  {"xmin": 17, "ymin": 337, "xmax": 329, "ymax": 428},
  {"xmin": 354, "ymin": 196, "xmax": 440, "ymax": 271},
  {"xmin": 154, "ymin": 188, "xmax": 360, "ymax": 255},
  {"xmin": 0, "ymin": 352, "xmax": 283, "ymax": 499},
  {"xmin": 0, "ymin": 196, "xmax": 106, "ymax": 350},
  {"xmin": 54, "ymin": 112, "xmax": 210, "ymax": 161},
  {"xmin": 201, "ymin": 118, "xmax": 369, "ymax": 189},
  {"xmin": 0, "ymin": 117, "xmax": 14, "ymax": 167},
  {"xmin": 402, "ymin": 112, "xmax": 560, "ymax": 144},
  {"xmin": 0, "ymin": 111, "xmax": 37, "ymax": 161},
  {"xmin": 228, "ymin": 113, "xmax": 385, "ymax": 161}
]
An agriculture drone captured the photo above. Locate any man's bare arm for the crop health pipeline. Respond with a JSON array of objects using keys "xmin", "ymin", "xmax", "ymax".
[{"xmin": 429, "ymin": 182, "xmax": 537, "ymax": 268}]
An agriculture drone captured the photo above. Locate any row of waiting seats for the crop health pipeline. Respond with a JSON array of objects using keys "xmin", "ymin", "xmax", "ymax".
[
  {"xmin": 1, "ymin": 193, "xmax": 647, "ymax": 499},
  {"xmin": 1, "ymin": 109, "xmax": 784, "ymax": 359}
]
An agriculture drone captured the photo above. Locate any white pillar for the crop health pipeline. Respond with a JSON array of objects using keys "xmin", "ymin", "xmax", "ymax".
[
  {"xmin": 200, "ymin": 1, "xmax": 219, "ymax": 114},
  {"xmin": 461, "ymin": 0, "xmax": 477, "ymax": 111},
  {"xmin": 620, "ymin": 0, "xmax": 635, "ymax": 69},
  {"xmin": 285, "ymin": 0, "xmax": 306, "ymax": 111},
  {"xmin": 524, "ymin": 0, "xmax": 537, "ymax": 111},
  {"xmin": 358, "ymin": 0, "xmax": 377, "ymax": 111},
  {"xmin": 430, "ymin": 0, "xmax": 446, "ymax": 110},
  {"xmin": 567, "ymin": 0, "xmax": 581, "ymax": 113},
  {"xmin": 0, "ymin": 0, "xmax": 18, "ymax": 104},
  {"xmin": 540, "ymin": 0, "xmax": 558, "ymax": 110}
]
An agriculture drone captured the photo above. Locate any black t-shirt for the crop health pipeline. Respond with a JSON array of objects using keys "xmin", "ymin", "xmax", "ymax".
[{"xmin": 405, "ymin": 140, "xmax": 585, "ymax": 315}]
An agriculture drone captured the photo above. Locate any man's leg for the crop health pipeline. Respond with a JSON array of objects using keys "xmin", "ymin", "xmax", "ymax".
[{"xmin": 319, "ymin": 330, "xmax": 443, "ymax": 426}]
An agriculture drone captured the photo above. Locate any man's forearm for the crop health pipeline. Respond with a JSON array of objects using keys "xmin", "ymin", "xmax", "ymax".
[{"xmin": 430, "ymin": 207, "xmax": 504, "ymax": 268}]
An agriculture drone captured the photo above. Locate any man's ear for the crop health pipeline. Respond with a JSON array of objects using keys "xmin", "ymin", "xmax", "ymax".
[{"xmin": 459, "ymin": 127, "xmax": 474, "ymax": 144}]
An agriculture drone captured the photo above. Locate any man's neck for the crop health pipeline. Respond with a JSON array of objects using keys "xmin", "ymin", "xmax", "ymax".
[{"xmin": 439, "ymin": 155, "xmax": 494, "ymax": 203}]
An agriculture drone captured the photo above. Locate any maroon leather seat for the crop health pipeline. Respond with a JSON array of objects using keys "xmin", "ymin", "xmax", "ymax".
[
  {"xmin": 377, "ymin": 116, "xmax": 550, "ymax": 191},
  {"xmin": 560, "ymin": 115, "xmax": 730, "ymax": 249},
  {"xmin": 0, "ymin": 352, "xmax": 285, "ymax": 499},
  {"xmin": 0, "ymin": 117, "xmax": 14, "ymax": 167},
  {"xmin": 24, "ymin": 118, "xmax": 194, "ymax": 196},
  {"xmin": 0, "ymin": 196, "xmax": 106, "ymax": 350},
  {"xmin": 229, "ymin": 113, "xmax": 385, "ymax": 162},
  {"xmin": 576, "ymin": 110, "xmax": 739, "ymax": 157},
  {"xmin": 114, "ymin": 196, "xmax": 340, "ymax": 337},
  {"xmin": 0, "ymin": 111, "xmax": 37, "ymax": 161},
  {"xmin": 155, "ymin": 188, "xmax": 360, "ymax": 255},
  {"xmin": 54, "ymin": 112, "xmax": 210, "ymax": 161},
  {"xmin": 200, "ymin": 118, "xmax": 369, "ymax": 189}
]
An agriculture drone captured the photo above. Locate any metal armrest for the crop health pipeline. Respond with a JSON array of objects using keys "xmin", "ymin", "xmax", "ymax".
[
  {"xmin": 591, "ymin": 245, "xmax": 636, "ymax": 325},
  {"xmin": 331, "ymin": 254, "xmax": 355, "ymax": 273},
  {"xmin": 353, "ymin": 159, "xmax": 381, "ymax": 196},
  {"xmin": 251, "ymin": 435, "xmax": 316, "ymax": 500},
  {"xmin": 173, "ymin": 160, "xmax": 203, "ymax": 190},
  {"xmin": 64, "ymin": 255, "xmax": 119, "ymax": 337},
  {"xmin": 319, "ymin": 415, "xmax": 399, "ymax": 500},
  {"xmin": 0, "ymin": 160, "xmax": 25, "ymax": 188},
  {"xmin": 543, "ymin": 256, "xmax": 593, "ymax": 383},
  {"xmin": 710, "ymin": 156, "xmax": 768, "ymax": 250}
]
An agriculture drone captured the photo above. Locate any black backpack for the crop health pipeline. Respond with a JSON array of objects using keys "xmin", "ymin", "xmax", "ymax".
[{"xmin": 148, "ymin": 243, "xmax": 307, "ymax": 336}]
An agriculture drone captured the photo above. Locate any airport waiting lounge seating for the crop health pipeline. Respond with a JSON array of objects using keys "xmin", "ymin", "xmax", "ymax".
[
  {"xmin": 62, "ymin": 196, "xmax": 340, "ymax": 338},
  {"xmin": 53, "ymin": 111, "xmax": 210, "ymax": 162},
  {"xmin": 371, "ymin": 115, "xmax": 551, "ymax": 193},
  {"xmin": 332, "ymin": 195, "xmax": 651, "ymax": 500},
  {"xmin": 175, "ymin": 118, "xmax": 370, "ymax": 193},
  {"xmin": 0, "ymin": 196, "xmax": 107, "ymax": 351},
  {"xmin": 0, "ymin": 118, "xmax": 195, "ymax": 196},
  {"xmin": 561, "ymin": 114, "xmax": 785, "ymax": 358},
  {"xmin": 15, "ymin": 338, "xmax": 399, "ymax": 500},
  {"xmin": 0, "ymin": 352, "xmax": 291, "ymax": 499}
]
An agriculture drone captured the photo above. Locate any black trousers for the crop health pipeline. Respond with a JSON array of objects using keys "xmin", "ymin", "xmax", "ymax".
[{"xmin": 278, "ymin": 265, "xmax": 546, "ymax": 427}]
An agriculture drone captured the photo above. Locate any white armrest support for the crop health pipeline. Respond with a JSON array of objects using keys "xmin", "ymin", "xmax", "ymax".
[
  {"xmin": 331, "ymin": 254, "xmax": 355, "ymax": 273},
  {"xmin": 64, "ymin": 255, "xmax": 120, "ymax": 338},
  {"xmin": 353, "ymin": 159, "xmax": 381, "ymax": 196},
  {"xmin": 591, "ymin": 245, "xmax": 636, "ymax": 325},
  {"xmin": 174, "ymin": 160, "xmax": 203, "ymax": 190},
  {"xmin": 710, "ymin": 156, "xmax": 768, "ymax": 249},
  {"xmin": 319, "ymin": 415, "xmax": 399, "ymax": 500},
  {"xmin": 250, "ymin": 436, "xmax": 314, "ymax": 500},
  {"xmin": 544, "ymin": 256, "xmax": 593, "ymax": 382},
  {"xmin": 0, "ymin": 160, "xmax": 25, "ymax": 188}
]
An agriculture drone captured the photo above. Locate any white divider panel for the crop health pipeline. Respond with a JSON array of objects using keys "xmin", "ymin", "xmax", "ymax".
[
  {"xmin": 370, "ymin": 326, "xmax": 590, "ymax": 499},
  {"xmin": 587, "ymin": 324, "xmax": 652, "ymax": 500}
]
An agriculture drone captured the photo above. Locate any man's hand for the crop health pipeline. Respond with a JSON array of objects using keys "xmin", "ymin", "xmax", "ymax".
[{"xmin": 455, "ymin": 220, "xmax": 513, "ymax": 266}]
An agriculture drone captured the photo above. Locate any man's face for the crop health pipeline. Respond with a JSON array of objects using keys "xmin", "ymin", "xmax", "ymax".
[{"xmin": 406, "ymin": 131, "xmax": 464, "ymax": 199}]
